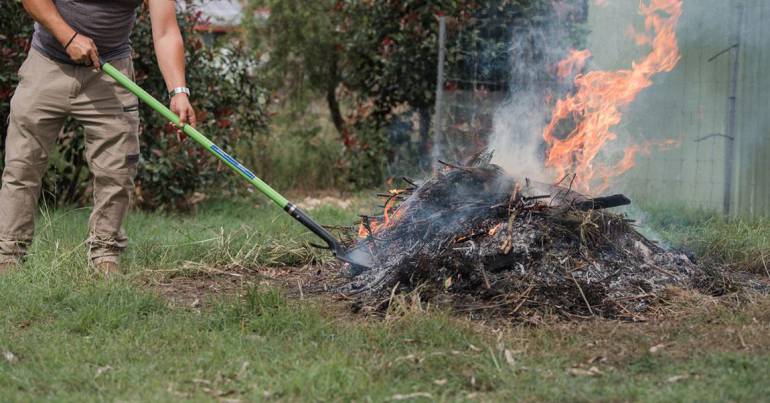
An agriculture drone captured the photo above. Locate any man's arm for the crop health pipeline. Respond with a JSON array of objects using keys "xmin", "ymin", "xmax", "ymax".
[
  {"xmin": 21, "ymin": 0, "xmax": 100, "ymax": 67},
  {"xmin": 147, "ymin": 0, "xmax": 196, "ymax": 129}
]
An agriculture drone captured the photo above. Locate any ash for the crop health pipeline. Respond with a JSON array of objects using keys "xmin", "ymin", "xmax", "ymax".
[{"xmin": 344, "ymin": 155, "xmax": 725, "ymax": 320}]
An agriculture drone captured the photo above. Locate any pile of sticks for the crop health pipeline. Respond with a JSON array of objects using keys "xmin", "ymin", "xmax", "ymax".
[{"xmin": 343, "ymin": 155, "xmax": 722, "ymax": 320}]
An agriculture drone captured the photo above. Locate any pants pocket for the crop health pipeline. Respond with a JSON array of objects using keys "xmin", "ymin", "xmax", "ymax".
[
  {"xmin": 116, "ymin": 60, "xmax": 141, "ymax": 170},
  {"xmin": 121, "ymin": 111, "xmax": 141, "ymax": 171}
]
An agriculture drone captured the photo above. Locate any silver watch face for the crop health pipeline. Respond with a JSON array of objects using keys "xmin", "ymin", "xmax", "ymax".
[{"xmin": 170, "ymin": 87, "xmax": 190, "ymax": 96}]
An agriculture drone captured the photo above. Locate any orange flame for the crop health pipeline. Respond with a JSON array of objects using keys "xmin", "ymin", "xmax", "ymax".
[
  {"xmin": 357, "ymin": 190, "xmax": 406, "ymax": 238},
  {"xmin": 556, "ymin": 49, "xmax": 591, "ymax": 80},
  {"xmin": 543, "ymin": 0, "xmax": 683, "ymax": 194}
]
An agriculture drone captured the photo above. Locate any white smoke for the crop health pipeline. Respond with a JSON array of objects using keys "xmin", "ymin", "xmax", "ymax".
[
  {"xmin": 487, "ymin": 5, "xmax": 582, "ymax": 183},
  {"xmin": 488, "ymin": 93, "xmax": 550, "ymax": 182}
]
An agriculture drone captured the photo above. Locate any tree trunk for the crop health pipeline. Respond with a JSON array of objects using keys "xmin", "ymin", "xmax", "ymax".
[
  {"xmin": 326, "ymin": 82, "xmax": 344, "ymax": 136},
  {"xmin": 326, "ymin": 55, "xmax": 345, "ymax": 138}
]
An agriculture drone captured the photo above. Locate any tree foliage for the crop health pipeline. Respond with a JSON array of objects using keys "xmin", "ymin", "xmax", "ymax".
[
  {"xmin": 130, "ymin": 8, "xmax": 269, "ymax": 211},
  {"xmin": 0, "ymin": 0, "xmax": 34, "ymax": 153},
  {"xmin": 244, "ymin": 0, "xmax": 587, "ymax": 186},
  {"xmin": 243, "ymin": 0, "xmax": 349, "ymax": 144}
]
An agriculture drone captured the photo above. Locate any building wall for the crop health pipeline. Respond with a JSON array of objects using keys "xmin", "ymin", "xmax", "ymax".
[{"xmin": 586, "ymin": 0, "xmax": 770, "ymax": 216}]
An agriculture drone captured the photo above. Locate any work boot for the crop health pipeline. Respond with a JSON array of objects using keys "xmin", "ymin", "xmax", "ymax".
[{"xmin": 93, "ymin": 261, "xmax": 121, "ymax": 280}]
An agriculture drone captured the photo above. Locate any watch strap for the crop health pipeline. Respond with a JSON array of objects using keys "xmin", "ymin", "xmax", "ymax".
[{"xmin": 169, "ymin": 87, "xmax": 191, "ymax": 97}]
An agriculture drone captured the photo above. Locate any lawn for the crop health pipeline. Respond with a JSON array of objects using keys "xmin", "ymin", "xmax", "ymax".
[{"xmin": 1, "ymin": 199, "xmax": 769, "ymax": 402}]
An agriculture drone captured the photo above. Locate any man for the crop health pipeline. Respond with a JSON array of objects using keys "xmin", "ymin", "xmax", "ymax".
[{"xmin": 0, "ymin": 0, "xmax": 196, "ymax": 277}]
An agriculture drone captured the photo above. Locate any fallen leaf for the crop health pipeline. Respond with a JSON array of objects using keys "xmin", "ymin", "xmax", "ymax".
[
  {"xmin": 166, "ymin": 383, "xmax": 190, "ymax": 398},
  {"xmin": 191, "ymin": 298, "xmax": 201, "ymax": 308},
  {"xmin": 504, "ymin": 349, "xmax": 516, "ymax": 366},
  {"xmin": 395, "ymin": 354, "xmax": 420, "ymax": 363},
  {"xmin": 444, "ymin": 276, "xmax": 453, "ymax": 289},
  {"xmin": 236, "ymin": 361, "xmax": 249, "ymax": 378},
  {"xmin": 649, "ymin": 343, "xmax": 666, "ymax": 354},
  {"xmin": 390, "ymin": 392, "xmax": 433, "ymax": 401},
  {"xmin": 568, "ymin": 366, "xmax": 602, "ymax": 377},
  {"xmin": 3, "ymin": 350, "xmax": 18, "ymax": 364},
  {"xmin": 95, "ymin": 365, "xmax": 113, "ymax": 378},
  {"xmin": 587, "ymin": 355, "xmax": 607, "ymax": 364},
  {"xmin": 434, "ymin": 379, "xmax": 447, "ymax": 385},
  {"xmin": 666, "ymin": 375, "xmax": 689, "ymax": 383},
  {"xmin": 468, "ymin": 344, "xmax": 481, "ymax": 352},
  {"xmin": 218, "ymin": 390, "xmax": 238, "ymax": 398}
]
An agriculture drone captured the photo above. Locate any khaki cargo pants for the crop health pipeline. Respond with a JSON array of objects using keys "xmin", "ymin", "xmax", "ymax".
[{"xmin": 0, "ymin": 48, "xmax": 139, "ymax": 265}]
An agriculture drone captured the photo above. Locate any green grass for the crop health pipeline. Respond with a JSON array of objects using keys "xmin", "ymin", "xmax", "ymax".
[
  {"xmin": 1, "ymin": 199, "xmax": 769, "ymax": 401},
  {"xmin": 25, "ymin": 198, "xmax": 362, "ymax": 275},
  {"xmin": 638, "ymin": 203, "xmax": 770, "ymax": 274}
]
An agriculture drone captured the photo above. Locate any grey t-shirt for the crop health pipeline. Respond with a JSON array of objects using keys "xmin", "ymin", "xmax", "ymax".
[{"xmin": 31, "ymin": 0, "xmax": 144, "ymax": 64}]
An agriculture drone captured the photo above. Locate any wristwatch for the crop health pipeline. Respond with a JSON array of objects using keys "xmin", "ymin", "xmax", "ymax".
[{"xmin": 169, "ymin": 87, "xmax": 191, "ymax": 97}]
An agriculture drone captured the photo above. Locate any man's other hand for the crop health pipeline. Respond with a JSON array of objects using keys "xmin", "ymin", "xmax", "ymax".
[
  {"xmin": 170, "ymin": 93, "xmax": 196, "ymax": 141},
  {"xmin": 66, "ymin": 33, "xmax": 100, "ymax": 68}
]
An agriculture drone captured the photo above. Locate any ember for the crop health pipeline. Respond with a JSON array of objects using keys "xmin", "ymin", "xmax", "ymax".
[{"xmin": 344, "ymin": 153, "xmax": 730, "ymax": 320}]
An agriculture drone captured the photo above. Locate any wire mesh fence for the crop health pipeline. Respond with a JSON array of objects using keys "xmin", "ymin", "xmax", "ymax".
[{"xmin": 424, "ymin": 0, "xmax": 770, "ymax": 217}]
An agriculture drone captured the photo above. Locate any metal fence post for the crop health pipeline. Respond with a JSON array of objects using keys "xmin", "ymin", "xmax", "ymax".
[
  {"xmin": 708, "ymin": 4, "xmax": 744, "ymax": 215},
  {"xmin": 722, "ymin": 4, "xmax": 744, "ymax": 215},
  {"xmin": 432, "ymin": 16, "xmax": 447, "ymax": 164}
]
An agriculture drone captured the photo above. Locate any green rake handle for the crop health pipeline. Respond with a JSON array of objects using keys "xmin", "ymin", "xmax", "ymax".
[
  {"xmin": 101, "ymin": 62, "xmax": 349, "ymax": 260},
  {"xmin": 101, "ymin": 62, "xmax": 289, "ymax": 209}
]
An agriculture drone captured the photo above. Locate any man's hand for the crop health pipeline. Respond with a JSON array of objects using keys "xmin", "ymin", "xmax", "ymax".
[
  {"xmin": 65, "ymin": 33, "xmax": 101, "ymax": 68},
  {"xmin": 170, "ymin": 93, "xmax": 195, "ymax": 140},
  {"xmin": 21, "ymin": 0, "xmax": 100, "ymax": 68}
]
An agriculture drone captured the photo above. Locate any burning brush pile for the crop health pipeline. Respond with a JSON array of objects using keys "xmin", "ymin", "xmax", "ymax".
[
  {"xmin": 344, "ymin": 153, "xmax": 711, "ymax": 320},
  {"xmin": 329, "ymin": 0, "xmax": 752, "ymax": 320}
]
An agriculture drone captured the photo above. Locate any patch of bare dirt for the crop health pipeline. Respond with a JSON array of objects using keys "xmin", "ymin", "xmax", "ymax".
[
  {"xmin": 153, "ymin": 273, "xmax": 248, "ymax": 308},
  {"xmin": 147, "ymin": 264, "xmax": 350, "ymax": 310}
]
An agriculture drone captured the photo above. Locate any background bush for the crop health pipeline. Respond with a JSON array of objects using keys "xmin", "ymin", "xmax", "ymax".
[
  {"xmin": 0, "ymin": 0, "xmax": 33, "ymax": 152},
  {"xmin": 130, "ymin": 8, "xmax": 269, "ymax": 211},
  {"xmin": 0, "ymin": 1, "xmax": 270, "ymax": 211}
]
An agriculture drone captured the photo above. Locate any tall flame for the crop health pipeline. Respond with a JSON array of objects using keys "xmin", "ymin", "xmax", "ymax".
[
  {"xmin": 556, "ymin": 49, "xmax": 591, "ymax": 80},
  {"xmin": 543, "ymin": 0, "xmax": 683, "ymax": 194}
]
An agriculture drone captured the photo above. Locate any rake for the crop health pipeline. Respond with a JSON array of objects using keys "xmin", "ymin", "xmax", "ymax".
[{"xmin": 101, "ymin": 62, "xmax": 374, "ymax": 271}]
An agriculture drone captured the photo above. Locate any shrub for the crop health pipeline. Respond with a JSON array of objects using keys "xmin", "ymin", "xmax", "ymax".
[
  {"xmin": 130, "ymin": 8, "xmax": 269, "ymax": 210},
  {"xmin": 0, "ymin": 0, "xmax": 33, "ymax": 157}
]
